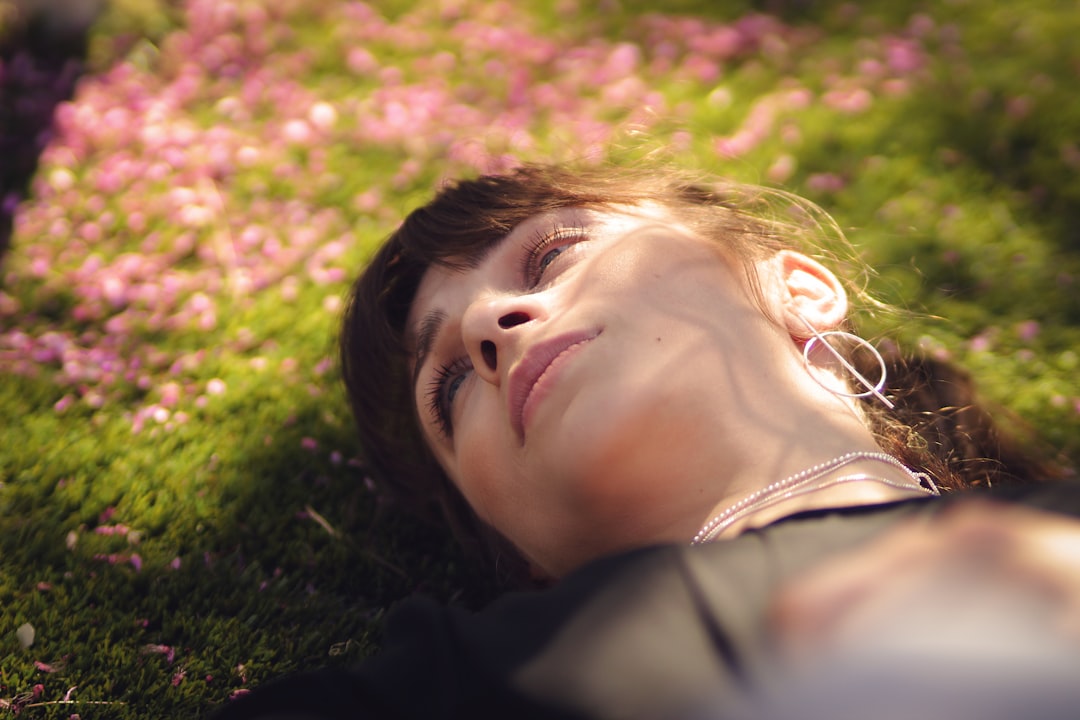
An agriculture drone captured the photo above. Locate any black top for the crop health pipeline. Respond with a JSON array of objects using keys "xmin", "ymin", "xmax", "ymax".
[{"xmin": 211, "ymin": 482, "xmax": 1080, "ymax": 720}]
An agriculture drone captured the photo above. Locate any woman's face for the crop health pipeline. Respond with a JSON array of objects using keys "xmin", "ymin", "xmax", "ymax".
[{"xmin": 407, "ymin": 205, "xmax": 815, "ymax": 575}]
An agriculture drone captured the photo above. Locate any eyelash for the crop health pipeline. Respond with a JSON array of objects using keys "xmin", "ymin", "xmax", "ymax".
[
  {"xmin": 520, "ymin": 222, "xmax": 589, "ymax": 287},
  {"xmin": 426, "ymin": 356, "xmax": 472, "ymax": 438}
]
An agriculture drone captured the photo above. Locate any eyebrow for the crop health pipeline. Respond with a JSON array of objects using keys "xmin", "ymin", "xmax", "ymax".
[{"xmin": 411, "ymin": 308, "xmax": 447, "ymax": 389}]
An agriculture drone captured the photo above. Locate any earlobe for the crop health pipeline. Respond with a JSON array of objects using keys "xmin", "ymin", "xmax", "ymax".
[{"xmin": 771, "ymin": 250, "xmax": 848, "ymax": 335}]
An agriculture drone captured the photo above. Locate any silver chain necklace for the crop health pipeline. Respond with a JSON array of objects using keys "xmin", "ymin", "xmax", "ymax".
[{"xmin": 691, "ymin": 451, "xmax": 940, "ymax": 545}]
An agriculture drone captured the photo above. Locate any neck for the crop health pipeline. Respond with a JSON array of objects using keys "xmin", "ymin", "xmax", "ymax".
[{"xmin": 692, "ymin": 451, "xmax": 938, "ymax": 544}]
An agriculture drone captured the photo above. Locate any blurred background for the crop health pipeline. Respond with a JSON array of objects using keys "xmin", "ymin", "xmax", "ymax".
[{"xmin": 1, "ymin": 0, "xmax": 1078, "ymax": 716}]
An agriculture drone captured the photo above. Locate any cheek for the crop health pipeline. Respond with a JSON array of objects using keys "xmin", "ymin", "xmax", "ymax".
[{"xmin": 447, "ymin": 404, "xmax": 523, "ymax": 525}]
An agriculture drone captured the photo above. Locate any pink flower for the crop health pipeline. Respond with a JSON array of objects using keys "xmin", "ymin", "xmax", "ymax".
[
  {"xmin": 782, "ymin": 88, "xmax": 813, "ymax": 110},
  {"xmin": 353, "ymin": 189, "xmax": 382, "ymax": 213},
  {"xmin": 1016, "ymin": 320, "xmax": 1040, "ymax": 343},
  {"xmin": 142, "ymin": 643, "xmax": 176, "ymax": 664},
  {"xmin": 0, "ymin": 291, "xmax": 19, "ymax": 315},
  {"xmin": 806, "ymin": 173, "xmax": 846, "ymax": 194},
  {"xmin": 908, "ymin": 14, "xmax": 936, "ymax": 38},
  {"xmin": 823, "ymin": 87, "xmax": 873, "ymax": 114},
  {"xmin": 179, "ymin": 204, "xmax": 213, "ymax": 227},
  {"xmin": 95, "ymin": 523, "xmax": 132, "ymax": 536},
  {"xmin": 969, "ymin": 334, "xmax": 993, "ymax": 353},
  {"xmin": 198, "ymin": 309, "xmax": 217, "ymax": 331},
  {"xmin": 766, "ymin": 154, "xmax": 797, "ymax": 183},
  {"xmin": 282, "ymin": 119, "xmax": 312, "ymax": 145},
  {"xmin": 881, "ymin": 78, "xmax": 911, "ymax": 97},
  {"xmin": 1006, "ymin": 96, "xmax": 1032, "ymax": 120},
  {"xmin": 604, "ymin": 43, "xmax": 641, "ymax": 78},
  {"xmin": 346, "ymin": 48, "xmax": 378, "ymax": 74},
  {"xmin": 714, "ymin": 131, "xmax": 758, "ymax": 159},
  {"xmin": 159, "ymin": 382, "xmax": 181, "ymax": 407},
  {"xmin": 308, "ymin": 102, "xmax": 337, "ymax": 131},
  {"xmin": 49, "ymin": 167, "xmax": 76, "ymax": 191},
  {"xmin": 885, "ymin": 37, "xmax": 924, "ymax": 74}
]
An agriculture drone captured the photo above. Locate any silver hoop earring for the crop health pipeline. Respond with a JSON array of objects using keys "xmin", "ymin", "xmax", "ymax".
[{"xmin": 797, "ymin": 312, "xmax": 895, "ymax": 409}]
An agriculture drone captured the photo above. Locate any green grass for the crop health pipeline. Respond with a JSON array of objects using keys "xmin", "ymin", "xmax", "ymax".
[{"xmin": 1, "ymin": 0, "xmax": 1078, "ymax": 715}]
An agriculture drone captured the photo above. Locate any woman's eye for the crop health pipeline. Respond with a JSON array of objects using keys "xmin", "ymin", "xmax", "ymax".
[
  {"xmin": 536, "ymin": 246, "xmax": 566, "ymax": 275},
  {"xmin": 445, "ymin": 372, "xmax": 467, "ymax": 405},
  {"xmin": 524, "ymin": 225, "xmax": 588, "ymax": 287},
  {"xmin": 426, "ymin": 358, "xmax": 472, "ymax": 438}
]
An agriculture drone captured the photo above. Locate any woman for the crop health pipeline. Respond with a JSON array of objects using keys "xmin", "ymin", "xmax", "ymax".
[{"xmin": 215, "ymin": 164, "xmax": 1080, "ymax": 720}]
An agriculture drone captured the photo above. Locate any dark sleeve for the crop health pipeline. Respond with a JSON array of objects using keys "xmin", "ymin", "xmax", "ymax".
[{"xmin": 978, "ymin": 477, "xmax": 1080, "ymax": 517}]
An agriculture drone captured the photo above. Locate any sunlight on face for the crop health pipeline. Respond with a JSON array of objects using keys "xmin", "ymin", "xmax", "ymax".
[{"xmin": 405, "ymin": 204, "xmax": 824, "ymax": 575}]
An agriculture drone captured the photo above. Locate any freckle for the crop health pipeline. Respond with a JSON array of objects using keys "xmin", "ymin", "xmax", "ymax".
[{"xmin": 656, "ymin": 337, "xmax": 662, "ymax": 342}]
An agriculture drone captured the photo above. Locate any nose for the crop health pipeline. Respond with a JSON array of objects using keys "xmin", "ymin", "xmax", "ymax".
[{"xmin": 461, "ymin": 295, "xmax": 545, "ymax": 385}]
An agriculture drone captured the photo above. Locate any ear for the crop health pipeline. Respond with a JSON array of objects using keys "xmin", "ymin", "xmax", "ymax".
[{"xmin": 767, "ymin": 250, "xmax": 848, "ymax": 337}]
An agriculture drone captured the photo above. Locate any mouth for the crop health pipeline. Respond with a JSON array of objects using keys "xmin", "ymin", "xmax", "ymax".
[{"xmin": 509, "ymin": 328, "xmax": 601, "ymax": 441}]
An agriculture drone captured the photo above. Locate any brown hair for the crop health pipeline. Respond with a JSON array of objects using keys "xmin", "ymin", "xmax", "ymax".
[{"xmin": 340, "ymin": 163, "xmax": 1064, "ymax": 584}]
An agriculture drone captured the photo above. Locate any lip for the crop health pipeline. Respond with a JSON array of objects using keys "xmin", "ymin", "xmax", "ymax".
[{"xmin": 508, "ymin": 328, "xmax": 601, "ymax": 441}]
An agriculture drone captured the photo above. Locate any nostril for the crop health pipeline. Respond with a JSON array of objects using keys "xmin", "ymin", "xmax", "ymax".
[
  {"xmin": 480, "ymin": 340, "xmax": 497, "ymax": 371},
  {"xmin": 498, "ymin": 311, "xmax": 529, "ymax": 329}
]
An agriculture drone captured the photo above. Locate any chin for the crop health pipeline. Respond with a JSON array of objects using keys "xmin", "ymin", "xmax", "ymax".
[{"xmin": 558, "ymin": 433, "xmax": 680, "ymax": 520}]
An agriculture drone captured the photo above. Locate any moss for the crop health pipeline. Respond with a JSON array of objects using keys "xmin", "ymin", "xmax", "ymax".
[{"xmin": 2, "ymin": 0, "xmax": 1079, "ymax": 715}]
